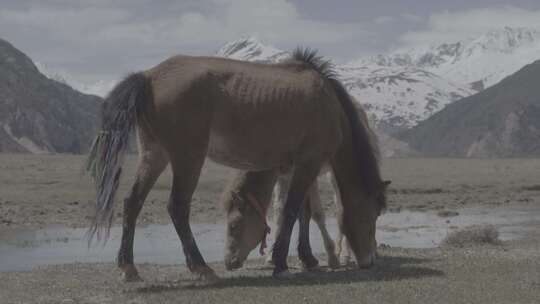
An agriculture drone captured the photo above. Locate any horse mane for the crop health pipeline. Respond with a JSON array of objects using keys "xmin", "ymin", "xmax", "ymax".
[{"xmin": 291, "ymin": 47, "xmax": 385, "ymax": 208}]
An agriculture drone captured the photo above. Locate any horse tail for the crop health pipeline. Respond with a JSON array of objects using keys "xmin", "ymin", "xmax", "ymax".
[{"xmin": 85, "ymin": 72, "xmax": 153, "ymax": 244}]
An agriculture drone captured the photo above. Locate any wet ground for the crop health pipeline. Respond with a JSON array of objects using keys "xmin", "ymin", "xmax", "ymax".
[
  {"xmin": 1, "ymin": 235, "xmax": 539, "ymax": 304},
  {"xmin": 1, "ymin": 204, "xmax": 539, "ymax": 272}
]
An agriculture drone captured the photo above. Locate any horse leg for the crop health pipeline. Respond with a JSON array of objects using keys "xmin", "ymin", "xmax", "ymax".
[
  {"xmin": 271, "ymin": 162, "xmax": 321, "ymax": 276},
  {"xmin": 265, "ymin": 174, "xmax": 289, "ymax": 265},
  {"xmin": 336, "ymin": 230, "xmax": 352, "ymax": 266},
  {"xmin": 330, "ymin": 174, "xmax": 352, "ymax": 266},
  {"xmin": 117, "ymin": 140, "xmax": 168, "ymax": 282},
  {"xmin": 297, "ymin": 190, "xmax": 319, "ymax": 269},
  {"xmin": 309, "ymin": 182, "xmax": 340, "ymax": 269},
  {"xmin": 335, "ymin": 229, "xmax": 344, "ymax": 262},
  {"xmin": 168, "ymin": 151, "xmax": 218, "ymax": 282}
]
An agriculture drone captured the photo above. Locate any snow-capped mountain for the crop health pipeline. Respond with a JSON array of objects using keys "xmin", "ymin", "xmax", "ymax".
[
  {"xmin": 358, "ymin": 27, "xmax": 540, "ymax": 92},
  {"xmin": 217, "ymin": 27, "xmax": 540, "ymax": 131},
  {"xmin": 339, "ymin": 63, "xmax": 473, "ymax": 130}
]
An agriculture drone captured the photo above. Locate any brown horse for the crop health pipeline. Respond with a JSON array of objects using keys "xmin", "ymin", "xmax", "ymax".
[
  {"xmin": 222, "ymin": 101, "xmax": 387, "ymax": 270},
  {"xmin": 86, "ymin": 48, "xmax": 388, "ymax": 282}
]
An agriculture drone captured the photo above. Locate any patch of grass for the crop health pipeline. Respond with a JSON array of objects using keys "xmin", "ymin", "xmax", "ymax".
[
  {"xmin": 437, "ymin": 210, "xmax": 459, "ymax": 218},
  {"xmin": 389, "ymin": 188, "xmax": 445, "ymax": 195},
  {"xmin": 442, "ymin": 225, "xmax": 501, "ymax": 248},
  {"xmin": 521, "ymin": 185, "xmax": 540, "ymax": 191}
]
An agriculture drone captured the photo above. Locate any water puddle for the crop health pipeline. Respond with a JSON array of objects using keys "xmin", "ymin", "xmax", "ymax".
[{"xmin": 1, "ymin": 205, "xmax": 538, "ymax": 272}]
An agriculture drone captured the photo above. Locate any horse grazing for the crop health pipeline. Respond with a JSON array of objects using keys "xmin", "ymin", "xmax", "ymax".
[
  {"xmin": 86, "ymin": 48, "xmax": 388, "ymax": 282},
  {"xmin": 222, "ymin": 101, "xmax": 388, "ymax": 270},
  {"xmin": 222, "ymin": 170, "xmax": 341, "ymax": 270}
]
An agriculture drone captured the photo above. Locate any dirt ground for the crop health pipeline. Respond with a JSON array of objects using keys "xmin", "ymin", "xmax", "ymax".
[
  {"xmin": 1, "ymin": 154, "xmax": 539, "ymax": 230},
  {"xmin": 1, "ymin": 155, "xmax": 540, "ymax": 303}
]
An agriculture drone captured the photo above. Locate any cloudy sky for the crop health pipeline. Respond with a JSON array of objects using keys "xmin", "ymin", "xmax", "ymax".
[{"xmin": 2, "ymin": 0, "xmax": 540, "ymax": 90}]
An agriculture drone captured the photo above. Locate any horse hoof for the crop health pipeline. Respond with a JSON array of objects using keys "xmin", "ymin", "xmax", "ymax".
[
  {"xmin": 273, "ymin": 269, "xmax": 294, "ymax": 279},
  {"xmin": 197, "ymin": 269, "xmax": 220, "ymax": 284},
  {"xmin": 341, "ymin": 256, "xmax": 352, "ymax": 267},
  {"xmin": 356, "ymin": 253, "xmax": 375, "ymax": 269},
  {"xmin": 120, "ymin": 266, "xmax": 143, "ymax": 282},
  {"xmin": 327, "ymin": 254, "xmax": 340, "ymax": 269},
  {"xmin": 305, "ymin": 265, "xmax": 324, "ymax": 272},
  {"xmin": 300, "ymin": 256, "xmax": 319, "ymax": 270},
  {"xmin": 265, "ymin": 258, "xmax": 275, "ymax": 267},
  {"xmin": 123, "ymin": 273, "xmax": 143, "ymax": 282},
  {"xmin": 358, "ymin": 263, "xmax": 374, "ymax": 269}
]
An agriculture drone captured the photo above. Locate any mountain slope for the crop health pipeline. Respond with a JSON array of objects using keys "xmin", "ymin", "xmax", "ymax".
[
  {"xmin": 0, "ymin": 38, "xmax": 101, "ymax": 153},
  {"xmin": 398, "ymin": 60, "xmax": 540, "ymax": 157},
  {"xmin": 339, "ymin": 64, "xmax": 473, "ymax": 131}
]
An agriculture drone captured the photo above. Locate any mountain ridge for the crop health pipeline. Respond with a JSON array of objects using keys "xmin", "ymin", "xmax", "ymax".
[
  {"xmin": 398, "ymin": 59, "xmax": 540, "ymax": 157},
  {"xmin": 0, "ymin": 38, "xmax": 101, "ymax": 153}
]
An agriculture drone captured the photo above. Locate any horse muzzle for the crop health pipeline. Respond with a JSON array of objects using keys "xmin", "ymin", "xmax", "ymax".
[
  {"xmin": 356, "ymin": 250, "xmax": 376, "ymax": 269},
  {"xmin": 224, "ymin": 256, "xmax": 244, "ymax": 270}
]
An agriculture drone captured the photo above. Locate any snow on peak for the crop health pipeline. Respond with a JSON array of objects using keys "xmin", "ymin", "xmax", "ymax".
[
  {"xmin": 34, "ymin": 61, "xmax": 70, "ymax": 85},
  {"xmin": 338, "ymin": 64, "xmax": 473, "ymax": 129},
  {"xmin": 216, "ymin": 37, "xmax": 289, "ymax": 63},
  {"xmin": 35, "ymin": 61, "xmax": 114, "ymax": 97},
  {"xmin": 78, "ymin": 80, "xmax": 116, "ymax": 98},
  {"xmin": 433, "ymin": 27, "xmax": 540, "ymax": 88},
  {"xmin": 333, "ymin": 27, "xmax": 540, "ymax": 129},
  {"xmin": 476, "ymin": 27, "xmax": 540, "ymax": 51},
  {"xmin": 356, "ymin": 26, "xmax": 540, "ymax": 90}
]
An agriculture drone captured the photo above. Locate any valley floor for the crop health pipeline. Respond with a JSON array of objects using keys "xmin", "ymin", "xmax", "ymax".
[
  {"xmin": 0, "ymin": 155, "xmax": 539, "ymax": 303},
  {"xmin": 1, "ymin": 155, "xmax": 539, "ymax": 230}
]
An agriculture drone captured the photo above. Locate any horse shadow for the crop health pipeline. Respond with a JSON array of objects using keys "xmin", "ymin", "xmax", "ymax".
[{"xmin": 133, "ymin": 254, "xmax": 444, "ymax": 293}]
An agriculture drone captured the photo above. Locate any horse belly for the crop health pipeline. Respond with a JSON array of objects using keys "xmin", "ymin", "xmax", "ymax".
[
  {"xmin": 207, "ymin": 129, "xmax": 300, "ymax": 171},
  {"xmin": 206, "ymin": 109, "xmax": 310, "ymax": 171}
]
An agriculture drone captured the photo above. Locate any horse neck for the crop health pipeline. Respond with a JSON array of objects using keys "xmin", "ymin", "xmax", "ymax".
[
  {"xmin": 332, "ymin": 116, "xmax": 384, "ymax": 211},
  {"xmin": 331, "ymin": 133, "xmax": 367, "ymax": 205}
]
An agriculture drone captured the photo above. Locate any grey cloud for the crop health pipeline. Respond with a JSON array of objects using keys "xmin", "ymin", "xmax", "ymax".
[{"xmin": 2, "ymin": 0, "xmax": 540, "ymax": 87}]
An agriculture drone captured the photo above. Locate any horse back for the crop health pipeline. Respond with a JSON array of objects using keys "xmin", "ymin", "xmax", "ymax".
[{"xmin": 145, "ymin": 55, "xmax": 344, "ymax": 171}]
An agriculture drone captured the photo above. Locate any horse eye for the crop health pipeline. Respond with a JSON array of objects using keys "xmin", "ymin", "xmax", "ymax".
[
  {"xmin": 232, "ymin": 194, "xmax": 246, "ymax": 213},
  {"xmin": 237, "ymin": 203, "xmax": 246, "ymax": 213}
]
